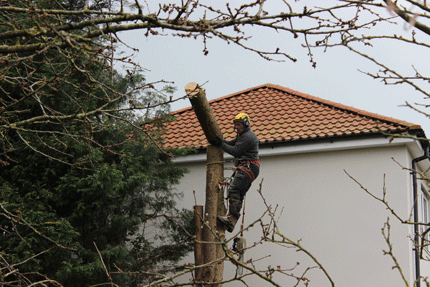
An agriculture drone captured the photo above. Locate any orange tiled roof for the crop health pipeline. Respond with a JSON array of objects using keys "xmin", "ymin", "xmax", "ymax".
[{"xmin": 163, "ymin": 84, "xmax": 422, "ymax": 149}]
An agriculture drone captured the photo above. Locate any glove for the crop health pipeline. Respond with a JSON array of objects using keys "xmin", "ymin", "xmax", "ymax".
[{"xmin": 209, "ymin": 136, "xmax": 223, "ymax": 147}]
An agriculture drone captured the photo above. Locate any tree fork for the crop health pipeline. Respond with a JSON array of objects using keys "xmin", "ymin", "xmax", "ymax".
[{"xmin": 186, "ymin": 82, "xmax": 226, "ymax": 286}]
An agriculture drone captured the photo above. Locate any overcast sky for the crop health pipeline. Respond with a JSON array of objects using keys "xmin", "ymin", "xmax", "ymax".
[{"xmin": 119, "ymin": 1, "xmax": 430, "ymax": 136}]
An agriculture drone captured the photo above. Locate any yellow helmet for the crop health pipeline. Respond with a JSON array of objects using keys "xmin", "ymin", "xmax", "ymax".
[{"xmin": 234, "ymin": 113, "xmax": 250, "ymax": 128}]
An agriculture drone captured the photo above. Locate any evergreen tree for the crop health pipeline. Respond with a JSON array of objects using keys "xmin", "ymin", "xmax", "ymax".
[
  {"xmin": 0, "ymin": 0, "xmax": 193, "ymax": 285},
  {"xmin": 1, "ymin": 70, "xmax": 193, "ymax": 286}
]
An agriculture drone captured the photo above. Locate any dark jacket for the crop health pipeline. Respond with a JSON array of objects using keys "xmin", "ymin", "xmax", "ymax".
[{"xmin": 221, "ymin": 127, "xmax": 259, "ymax": 164}]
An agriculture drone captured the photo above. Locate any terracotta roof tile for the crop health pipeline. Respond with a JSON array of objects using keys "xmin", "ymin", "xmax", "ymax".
[{"xmin": 162, "ymin": 84, "xmax": 423, "ymax": 149}]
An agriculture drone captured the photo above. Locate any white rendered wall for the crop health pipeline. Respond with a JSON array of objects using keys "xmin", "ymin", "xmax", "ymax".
[{"xmin": 172, "ymin": 140, "xmax": 423, "ymax": 286}]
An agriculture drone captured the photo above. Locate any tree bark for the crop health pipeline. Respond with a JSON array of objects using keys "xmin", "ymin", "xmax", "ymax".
[
  {"xmin": 186, "ymin": 82, "xmax": 226, "ymax": 286},
  {"xmin": 185, "ymin": 82, "xmax": 223, "ymax": 142},
  {"xmin": 203, "ymin": 145, "xmax": 225, "ymax": 285}
]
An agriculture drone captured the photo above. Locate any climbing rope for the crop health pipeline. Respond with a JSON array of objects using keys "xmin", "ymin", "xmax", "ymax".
[
  {"xmin": 241, "ymin": 195, "xmax": 246, "ymax": 237},
  {"xmin": 206, "ymin": 160, "xmax": 224, "ymax": 166},
  {"xmin": 219, "ymin": 175, "xmax": 232, "ymax": 210}
]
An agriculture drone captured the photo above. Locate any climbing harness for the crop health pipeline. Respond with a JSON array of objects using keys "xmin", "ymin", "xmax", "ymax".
[{"xmin": 236, "ymin": 159, "xmax": 260, "ymax": 182}]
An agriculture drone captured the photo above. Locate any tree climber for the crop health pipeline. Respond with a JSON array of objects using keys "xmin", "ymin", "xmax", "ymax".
[{"xmin": 210, "ymin": 113, "xmax": 260, "ymax": 232}]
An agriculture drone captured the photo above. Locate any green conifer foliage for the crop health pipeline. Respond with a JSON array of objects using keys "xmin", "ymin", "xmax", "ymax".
[
  {"xmin": 0, "ymin": 0, "xmax": 193, "ymax": 285},
  {"xmin": 1, "ymin": 69, "xmax": 193, "ymax": 286}
]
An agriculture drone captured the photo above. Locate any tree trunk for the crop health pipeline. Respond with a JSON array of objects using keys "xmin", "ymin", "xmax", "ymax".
[
  {"xmin": 185, "ymin": 82, "xmax": 223, "ymax": 141},
  {"xmin": 186, "ymin": 82, "xmax": 226, "ymax": 286},
  {"xmin": 203, "ymin": 145, "xmax": 225, "ymax": 285}
]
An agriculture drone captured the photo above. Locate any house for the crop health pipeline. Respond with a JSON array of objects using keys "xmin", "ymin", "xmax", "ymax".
[{"xmin": 163, "ymin": 83, "xmax": 430, "ymax": 286}]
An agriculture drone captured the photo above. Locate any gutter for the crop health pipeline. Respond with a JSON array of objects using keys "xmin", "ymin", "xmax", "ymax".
[
  {"xmin": 172, "ymin": 136, "xmax": 416, "ymax": 164},
  {"xmin": 411, "ymin": 145, "xmax": 430, "ymax": 287}
]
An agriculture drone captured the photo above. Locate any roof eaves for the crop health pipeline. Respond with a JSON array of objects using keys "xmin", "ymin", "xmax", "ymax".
[
  {"xmin": 183, "ymin": 129, "xmax": 417, "ymax": 155},
  {"xmin": 262, "ymin": 127, "xmax": 419, "ymax": 146}
]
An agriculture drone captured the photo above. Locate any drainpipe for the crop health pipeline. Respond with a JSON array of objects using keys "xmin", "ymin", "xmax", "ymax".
[{"xmin": 412, "ymin": 146, "xmax": 430, "ymax": 287}]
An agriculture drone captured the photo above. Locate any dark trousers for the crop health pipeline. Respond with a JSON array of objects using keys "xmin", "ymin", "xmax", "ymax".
[{"xmin": 228, "ymin": 163, "xmax": 260, "ymax": 220}]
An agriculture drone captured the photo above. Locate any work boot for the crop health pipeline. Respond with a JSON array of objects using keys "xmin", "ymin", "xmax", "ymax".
[{"xmin": 217, "ymin": 214, "xmax": 237, "ymax": 233}]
